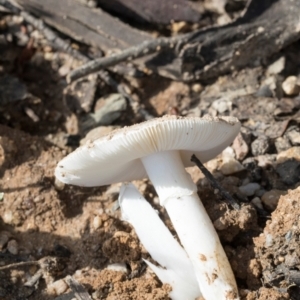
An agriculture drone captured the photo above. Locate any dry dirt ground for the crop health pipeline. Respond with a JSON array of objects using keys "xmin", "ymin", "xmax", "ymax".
[{"xmin": 1, "ymin": 4, "xmax": 300, "ymax": 300}]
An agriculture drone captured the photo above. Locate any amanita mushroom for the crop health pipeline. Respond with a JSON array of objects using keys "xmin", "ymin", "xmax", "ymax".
[
  {"xmin": 119, "ymin": 182, "xmax": 201, "ymax": 300},
  {"xmin": 55, "ymin": 115, "xmax": 241, "ymax": 300}
]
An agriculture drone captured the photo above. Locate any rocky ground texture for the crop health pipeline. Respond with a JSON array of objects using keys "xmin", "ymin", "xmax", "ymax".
[{"xmin": 0, "ymin": 0, "xmax": 300, "ymax": 299}]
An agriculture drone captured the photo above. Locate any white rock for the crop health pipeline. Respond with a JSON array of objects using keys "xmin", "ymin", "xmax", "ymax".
[
  {"xmin": 265, "ymin": 234, "xmax": 273, "ymax": 248},
  {"xmin": 222, "ymin": 147, "xmax": 235, "ymax": 159},
  {"xmin": 191, "ymin": 83, "xmax": 203, "ymax": 93},
  {"xmin": 220, "ymin": 158, "xmax": 244, "ymax": 175},
  {"xmin": 282, "ymin": 76, "xmax": 300, "ymax": 96},
  {"xmin": 47, "ymin": 279, "xmax": 68, "ymax": 296},
  {"xmin": 93, "ymin": 216, "xmax": 102, "ymax": 230},
  {"xmin": 106, "ymin": 263, "xmax": 128, "ymax": 273},
  {"xmin": 286, "ymin": 129, "xmax": 300, "ymax": 145},
  {"xmin": 266, "ymin": 56, "xmax": 285, "ymax": 75},
  {"xmin": 212, "ymin": 99, "xmax": 232, "ymax": 114}
]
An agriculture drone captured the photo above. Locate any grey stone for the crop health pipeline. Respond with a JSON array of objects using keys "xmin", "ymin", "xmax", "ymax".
[
  {"xmin": 255, "ymin": 85, "xmax": 273, "ymax": 98},
  {"xmin": 80, "ymin": 94, "xmax": 127, "ymax": 134},
  {"xmin": 276, "ymin": 159, "xmax": 300, "ymax": 186},
  {"xmin": 7, "ymin": 239, "xmax": 18, "ymax": 255},
  {"xmin": 251, "ymin": 197, "xmax": 264, "ymax": 210},
  {"xmin": 251, "ymin": 136, "xmax": 271, "ymax": 156},
  {"xmin": 261, "ymin": 189, "xmax": 286, "ymax": 211},
  {"xmin": 239, "ymin": 183, "xmax": 261, "ymax": 196}
]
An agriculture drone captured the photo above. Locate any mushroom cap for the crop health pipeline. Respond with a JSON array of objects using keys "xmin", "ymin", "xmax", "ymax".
[{"xmin": 55, "ymin": 115, "xmax": 241, "ymax": 187}]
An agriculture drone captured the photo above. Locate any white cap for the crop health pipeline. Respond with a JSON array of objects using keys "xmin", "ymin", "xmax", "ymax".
[{"xmin": 55, "ymin": 115, "xmax": 240, "ymax": 186}]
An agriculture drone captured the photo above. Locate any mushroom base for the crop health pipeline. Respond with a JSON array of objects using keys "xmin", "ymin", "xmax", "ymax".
[{"xmin": 141, "ymin": 150, "xmax": 239, "ymax": 300}]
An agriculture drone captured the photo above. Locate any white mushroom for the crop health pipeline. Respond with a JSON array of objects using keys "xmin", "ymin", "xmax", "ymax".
[
  {"xmin": 55, "ymin": 115, "xmax": 241, "ymax": 300},
  {"xmin": 119, "ymin": 183, "xmax": 201, "ymax": 300}
]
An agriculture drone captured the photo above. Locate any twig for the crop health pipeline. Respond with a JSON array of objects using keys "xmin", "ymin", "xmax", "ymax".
[
  {"xmin": 66, "ymin": 34, "xmax": 194, "ymax": 83},
  {"xmin": 191, "ymin": 154, "xmax": 240, "ymax": 210},
  {"xmin": 65, "ymin": 275, "xmax": 92, "ymax": 300},
  {"xmin": 0, "ymin": 260, "xmax": 39, "ymax": 271}
]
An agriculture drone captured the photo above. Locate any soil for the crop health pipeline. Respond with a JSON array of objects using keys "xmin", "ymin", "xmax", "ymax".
[{"xmin": 1, "ymin": 2, "xmax": 300, "ymax": 300}]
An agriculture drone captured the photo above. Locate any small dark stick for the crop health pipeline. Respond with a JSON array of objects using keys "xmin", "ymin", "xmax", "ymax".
[{"xmin": 191, "ymin": 154, "xmax": 240, "ymax": 210}]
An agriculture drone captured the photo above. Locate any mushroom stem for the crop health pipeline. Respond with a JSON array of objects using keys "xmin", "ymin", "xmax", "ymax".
[
  {"xmin": 119, "ymin": 183, "xmax": 201, "ymax": 300},
  {"xmin": 141, "ymin": 150, "xmax": 238, "ymax": 300}
]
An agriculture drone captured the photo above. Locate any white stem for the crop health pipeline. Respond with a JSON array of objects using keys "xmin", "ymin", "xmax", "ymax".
[
  {"xmin": 119, "ymin": 183, "xmax": 201, "ymax": 300},
  {"xmin": 141, "ymin": 151, "xmax": 239, "ymax": 300}
]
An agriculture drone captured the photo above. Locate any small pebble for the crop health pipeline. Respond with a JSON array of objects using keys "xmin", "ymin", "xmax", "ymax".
[
  {"xmin": 256, "ymin": 154, "xmax": 276, "ymax": 168},
  {"xmin": 222, "ymin": 146, "xmax": 235, "ymax": 159},
  {"xmin": 261, "ymin": 189, "xmax": 286, "ymax": 211},
  {"xmin": 282, "ymin": 76, "xmax": 300, "ymax": 96},
  {"xmin": 106, "ymin": 263, "xmax": 128, "ymax": 273},
  {"xmin": 93, "ymin": 216, "xmax": 102, "ymax": 230},
  {"xmin": 286, "ymin": 129, "xmax": 300, "ymax": 145},
  {"xmin": 258, "ymin": 76, "xmax": 278, "ymax": 97},
  {"xmin": 191, "ymin": 83, "xmax": 203, "ymax": 93},
  {"xmin": 255, "ymin": 85, "xmax": 273, "ymax": 98},
  {"xmin": 266, "ymin": 56, "xmax": 285, "ymax": 75},
  {"xmin": 274, "ymin": 136, "xmax": 291, "ymax": 153},
  {"xmin": 275, "ymin": 159, "xmax": 300, "ymax": 186},
  {"xmin": 212, "ymin": 99, "xmax": 232, "ymax": 114},
  {"xmin": 2, "ymin": 210, "xmax": 13, "ymax": 224},
  {"xmin": 47, "ymin": 279, "xmax": 68, "ymax": 296},
  {"xmin": 220, "ymin": 158, "xmax": 244, "ymax": 175},
  {"xmin": 214, "ymin": 217, "xmax": 228, "ymax": 231},
  {"xmin": 277, "ymin": 146, "xmax": 300, "ymax": 163},
  {"xmin": 251, "ymin": 136, "xmax": 270, "ymax": 156},
  {"xmin": 54, "ymin": 178, "xmax": 65, "ymax": 191},
  {"xmin": 265, "ymin": 233, "xmax": 273, "ymax": 247},
  {"xmin": 239, "ymin": 183, "xmax": 261, "ymax": 196},
  {"xmin": 251, "ymin": 197, "xmax": 264, "ymax": 210},
  {"xmin": 81, "ymin": 94, "xmax": 127, "ymax": 133},
  {"xmin": 232, "ymin": 133, "xmax": 249, "ymax": 161},
  {"xmin": 7, "ymin": 239, "xmax": 18, "ymax": 255}
]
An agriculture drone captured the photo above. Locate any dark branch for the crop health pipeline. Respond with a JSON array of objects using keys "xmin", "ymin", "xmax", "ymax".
[
  {"xmin": 191, "ymin": 154, "xmax": 240, "ymax": 210},
  {"xmin": 66, "ymin": 34, "xmax": 192, "ymax": 83}
]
